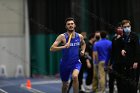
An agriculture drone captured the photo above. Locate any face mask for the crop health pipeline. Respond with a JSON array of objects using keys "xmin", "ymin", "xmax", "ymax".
[
  {"xmin": 116, "ymin": 28, "xmax": 123, "ymax": 36},
  {"xmin": 95, "ymin": 36, "xmax": 100, "ymax": 41},
  {"xmin": 123, "ymin": 27, "xmax": 131, "ymax": 34}
]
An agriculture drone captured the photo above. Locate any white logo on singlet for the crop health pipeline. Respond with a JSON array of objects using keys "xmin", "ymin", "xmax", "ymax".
[{"xmin": 70, "ymin": 42, "xmax": 80, "ymax": 46}]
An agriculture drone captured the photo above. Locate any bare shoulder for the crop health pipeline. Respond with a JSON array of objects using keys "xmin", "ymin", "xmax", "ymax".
[
  {"xmin": 58, "ymin": 33, "xmax": 65, "ymax": 37},
  {"xmin": 57, "ymin": 33, "xmax": 65, "ymax": 40},
  {"xmin": 55, "ymin": 33, "xmax": 66, "ymax": 44},
  {"xmin": 78, "ymin": 33, "xmax": 84, "ymax": 40}
]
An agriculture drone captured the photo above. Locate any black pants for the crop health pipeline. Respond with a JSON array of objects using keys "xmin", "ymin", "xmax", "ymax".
[
  {"xmin": 109, "ymin": 69, "xmax": 123, "ymax": 93},
  {"xmin": 121, "ymin": 68, "xmax": 139, "ymax": 93},
  {"xmin": 79, "ymin": 62, "xmax": 93, "ymax": 89},
  {"xmin": 86, "ymin": 65, "xmax": 93, "ymax": 85},
  {"xmin": 109, "ymin": 70, "xmax": 115, "ymax": 93}
]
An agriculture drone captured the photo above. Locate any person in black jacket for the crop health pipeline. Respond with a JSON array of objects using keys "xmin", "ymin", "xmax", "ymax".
[
  {"xmin": 83, "ymin": 33, "xmax": 95, "ymax": 91},
  {"xmin": 109, "ymin": 24, "xmax": 124, "ymax": 93},
  {"xmin": 121, "ymin": 19, "xmax": 140, "ymax": 93},
  {"xmin": 78, "ymin": 32, "xmax": 95, "ymax": 92}
]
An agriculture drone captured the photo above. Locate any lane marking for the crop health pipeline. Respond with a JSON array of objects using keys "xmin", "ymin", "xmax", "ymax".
[
  {"xmin": 0, "ymin": 89, "xmax": 8, "ymax": 93},
  {"xmin": 20, "ymin": 80, "xmax": 61, "ymax": 93},
  {"xmin": 21, "ymin": 85, "xmax": 46, "ymax": 93},
  {"xmin": 0, "ymin": 83, "xmax": 17, "ymax": 88},
  {"xmin": 21, "ymin": 80, "xmax": 61, "ymax": 85},
  {"xmin": 0, "ymin": 80, "xmax": 18, "ymax": 88}
]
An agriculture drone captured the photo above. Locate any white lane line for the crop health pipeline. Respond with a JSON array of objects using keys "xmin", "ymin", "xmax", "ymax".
[
  {"xmin": 0, "ymin": 83, "xmax": 17, "ymax": 88},
  {"xmin": 0, "ymin": 89, "xmax": 8, "ymax": 93},
  {"xmin": 29, "ymin": 80, "xmax": 61, "ymax": 85},
  {"xmin": 20, "ymin": 80, "xmax": 61, "ymax": 93},
  {"xmin": 21, "ymin": 85, "xmax": 46, "ymax": 93},
  {"xmin": 22, "ymin": 80, "xmax": 61, "ymax": 85},
  {"xmin": 0, "ymin": 80, "xmax": 16, "ymax": 88}
]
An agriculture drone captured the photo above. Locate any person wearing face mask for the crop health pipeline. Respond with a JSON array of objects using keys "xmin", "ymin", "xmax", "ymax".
[
  {"xmin": 50, "ymin": 17, "xmax": 86, "ymax": 93},
  {"xmin": 121, "ymin": 19, "xmax": 140, "ymax": 93},
  {"xmin": 108, "ymin": 23, "xmax": 124, "ymax": 93},
  {"xmin": 93, "ymin": 31, "xmax": 112, "ymax": 93},
  {"xmin": 78, "ymin": 32, "xmax": 95, "ymax": 92}
]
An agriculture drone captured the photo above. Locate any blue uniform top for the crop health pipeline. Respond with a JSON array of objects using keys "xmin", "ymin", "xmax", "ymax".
[
  {"xmin": 93, "ymin": 38, "xmax": 112, "ymax": 66},
  {"xmin": 61, "ymin": 32, "xmax": 80, "ymax": 65}
]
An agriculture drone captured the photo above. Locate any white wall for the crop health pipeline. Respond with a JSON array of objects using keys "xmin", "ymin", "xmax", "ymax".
[
  {"xmin": 0, "ymin": 0, "xmax": 29, "ymax": 77},
  {"xmin": 0, "ymin": 0, "xmax": 24, "ymax": 36},
  {"xmin": 0, "ymin": 37, "xmax": 25, "ymax": 77}
]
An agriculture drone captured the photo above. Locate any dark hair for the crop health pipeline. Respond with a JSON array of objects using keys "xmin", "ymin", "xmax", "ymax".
[
  {"xmin": 100, "ymin": 31, "xmax": 107, "ymax": 38},
  {"xmin": 89, "ymin": 33, "xmax": 95, "ymax": 40},
  {"xmin": 115, "ymin": 22, "xmax": 122, "ymax": 28},
  {"xmin": 65, "ymin": 17, "xmax": 75, "ymax": 24},
  {"xmin": 114, "ymin": 22, "xmax": 122, "ymax": 31}
]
